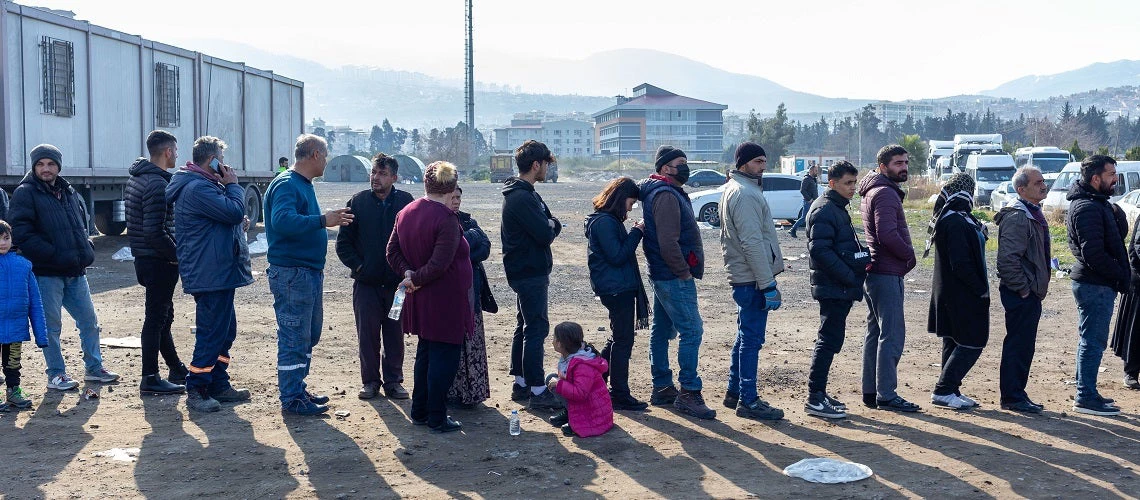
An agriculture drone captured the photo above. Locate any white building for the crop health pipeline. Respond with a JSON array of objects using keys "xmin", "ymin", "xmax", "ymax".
[{"xmin": 492, "ymin": 118, "xmax": 594, "ymax": 158}]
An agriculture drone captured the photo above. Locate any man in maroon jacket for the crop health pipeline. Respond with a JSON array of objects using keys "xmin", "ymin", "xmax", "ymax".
[{"xmin": 858, "ymin": 145, "xmax": 920, "ymax": 412}]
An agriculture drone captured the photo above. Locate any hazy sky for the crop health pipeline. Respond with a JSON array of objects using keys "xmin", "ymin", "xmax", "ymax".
[{"xmin": 20, "ymin": 0, "xmax": 1140, "ymax": 101}]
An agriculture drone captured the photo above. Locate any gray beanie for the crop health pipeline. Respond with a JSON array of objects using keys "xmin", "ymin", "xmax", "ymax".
[{"xmin": 30, "ymin": 144, "xmax": 63, "ymax": 171}]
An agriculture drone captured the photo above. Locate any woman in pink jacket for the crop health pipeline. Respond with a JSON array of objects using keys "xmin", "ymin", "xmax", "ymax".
[{"xmin": 548, "ymin": 322, "xmax": 613, "ymax": 437}]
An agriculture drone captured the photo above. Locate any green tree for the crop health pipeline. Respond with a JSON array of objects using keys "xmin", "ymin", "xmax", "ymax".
[
  {"xmin": 1126, "ymin": 146, "xmax": 1140, "ymax": 161},
  {"xmin": 1069, "ymin": 140, "xmax": 1086, "ymax": 161},
  {"xmin": 750, "ymin": 103, "xmax": 795, "ymax": 162},
  {"xmin": 1096, "ymin": 146, "xmax": 1111, "ymax": 156},
  {"xmin": 1060, "ymin": 101, "xmax": 1074, "ymax": 122},
  {"xmin": 898, "ymin": 134, "xmax": 928, "ymax": 175}
]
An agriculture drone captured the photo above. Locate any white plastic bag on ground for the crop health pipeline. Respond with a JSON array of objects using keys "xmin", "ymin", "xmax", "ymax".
[
  {"xmin": 783, "ymin": 458, "xmax": 873, "ymax": 484},
  {"xmin": 112, "ymin": 247, "xmax": 134, "ymax": 262},
  {"xmin": 94, "ymin": 448, "xmax": 140, "ymax": 462},
  {"xmin": 248, "ymin": 233, "xmax": 268, "ymax": 255},
  {"xmin": 100, "ymin": 337, "xmax": 142, "ymax": 349}
]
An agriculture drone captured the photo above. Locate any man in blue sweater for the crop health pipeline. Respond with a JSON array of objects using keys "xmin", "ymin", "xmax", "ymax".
[{"xmin": 264, "ymin": 134, "xmax": 354, "ymax": 416}]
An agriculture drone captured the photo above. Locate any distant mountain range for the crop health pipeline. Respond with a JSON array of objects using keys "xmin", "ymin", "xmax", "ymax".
[{"xmin": 982, "ymin": 60, "xmax": 1140, "ymax": 100}]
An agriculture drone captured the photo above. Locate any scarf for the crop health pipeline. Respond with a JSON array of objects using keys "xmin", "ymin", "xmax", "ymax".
[
  {"xmin": 183, "ymin": 162, "xmax": 223, "ymax": 184},
  {"xmin": 923, "ymin": 189, "xmax": 986, "ymax": 258},
  {"xmin": 634, "ymin": 268, "xmax": 650, "ymax": 330}
]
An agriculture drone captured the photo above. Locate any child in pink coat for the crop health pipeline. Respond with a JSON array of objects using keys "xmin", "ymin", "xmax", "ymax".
[{"xmin": 548, "ymin": 322, "xmax": 613, "ymax": 437}]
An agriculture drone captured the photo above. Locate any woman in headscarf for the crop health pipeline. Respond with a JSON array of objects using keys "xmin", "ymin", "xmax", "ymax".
[
  {"xmin": 925, "ymin": 172, "xmax": 989, "ymax": 409},
  {"xmin": 1112, "ymin": 204, "xmax": 1140, "ymax": 390},
  {"xmin": 446, "ymin": 186, "xmax": 494, "ymax": 408}
]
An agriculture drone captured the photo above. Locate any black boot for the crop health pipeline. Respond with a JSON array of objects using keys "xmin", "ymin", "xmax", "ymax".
[
  {"xmin": 167, "ymin": 363, "xmax": 189, "ymax": 385},
  {"xmin": 140, "ymin": 374, "xmax": 186, "ymax": 395}
]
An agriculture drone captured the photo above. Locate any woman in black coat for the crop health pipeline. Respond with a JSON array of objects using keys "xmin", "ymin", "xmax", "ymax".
[
  {"xmin": 926, "ymin": 173, "xmax": 989, "ymax": 410},
  {"xmin": 447, "ymin": 186, "xmax": 494, "ymax": 408},
  {"xmin": 584, "ymin": 177, "xmax": 650, "ymax": 411}
]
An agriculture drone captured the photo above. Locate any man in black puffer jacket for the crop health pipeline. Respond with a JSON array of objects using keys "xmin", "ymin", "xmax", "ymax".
[
  {"xmin": 804, "ymin": 161, "xmax": 868, "ymax": 419},
  {"xmin": 125, "ymin": 130, "xmax": 187, "ymax": 395}
]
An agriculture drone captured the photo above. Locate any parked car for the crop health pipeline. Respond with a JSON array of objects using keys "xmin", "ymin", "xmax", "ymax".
[
  {"xmin": 990, "ymin": 181, "xmax": 1015, "ymax": 210},
  {"xmin": 689, "ymin": 173, "xmax": 821, "ymax": 227},
  {"xmin": 1119, "ymin": 189, "xmax": 1140, "ymax": 231},
  {"xmin": 685, "ymin": 169, "xmax": 727, "ymax": 188}
]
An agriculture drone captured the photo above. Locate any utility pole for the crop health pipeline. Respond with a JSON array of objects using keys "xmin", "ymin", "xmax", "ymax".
[{"xmin": 465, "ymin": 0, "xmax": 475, "ymax": 165}]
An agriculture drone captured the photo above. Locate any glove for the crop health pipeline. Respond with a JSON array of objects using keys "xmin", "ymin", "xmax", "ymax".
[{"xmin": 759, "ymin": 281, "xmax": 782, "ymax": 311}]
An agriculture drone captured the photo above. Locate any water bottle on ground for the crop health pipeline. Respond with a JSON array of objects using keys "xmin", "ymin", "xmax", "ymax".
[
  {"xmin": 509, "ymin": 410, "xmax": 521, "ymax": 435},
  {"xmin": 388, "ymin": 286, "xmax": 406, "ymax": 321}
]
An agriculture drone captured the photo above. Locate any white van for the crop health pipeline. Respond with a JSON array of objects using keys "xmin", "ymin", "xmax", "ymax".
[
  {"xmin": 1043, "ymin": 160, "xmax": 1140, "ymax": 213},
  {"xmin": 965, "ymin": 152, "xmax": 1016, "ymax": 205},
  {"xmin": 1014, "ymin": 146, "xmax": 1073, "ymax": 174}
]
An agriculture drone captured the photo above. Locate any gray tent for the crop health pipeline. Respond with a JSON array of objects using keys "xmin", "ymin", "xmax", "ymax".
[
  {"xmin": 324, "ymin": 155, "xmax": 371, "ymax": 182},
  {"xmin": 394, "ymin": 155, "xmax": 426, "ymax": 182}
]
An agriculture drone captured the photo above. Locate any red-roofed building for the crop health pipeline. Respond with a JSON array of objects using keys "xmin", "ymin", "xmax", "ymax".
[{"xmin": 592, "ymin": 83, "xmax": 728, "ymax": 161}]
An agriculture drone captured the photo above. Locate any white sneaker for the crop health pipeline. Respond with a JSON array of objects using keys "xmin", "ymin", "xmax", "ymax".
[
  {"xmin": 956, "ymin": 393, "xmax": 978, "ymax": 408},
  {"xmin": 84, "ymin": 369, "xmax": 120, "ymax": 383},
  {"xmin": 48, "ymin": 374, "xmax": 79, "ymax": 391},
  {"xmin": 931, "ymin": 392, "xmax": 970, "ymax": 409}
]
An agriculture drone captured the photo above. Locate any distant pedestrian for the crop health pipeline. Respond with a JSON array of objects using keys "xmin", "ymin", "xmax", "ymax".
[
  {"xmin": 9, "ymin": 144, "xmax": 119, "ymax": 391},
  {"xmin": 788, "ymin": 164, "xmax": 820, "ymax": 238},
  {"xmin": 0, "ymin": 220, "xmax": 49, "ymax": 412},
  {"xmin": 1067, "ymin": 155, "xmax": 1129, "ymax": 416},
  {"xmin": 166, "ymin": 136, "xmax": 253, "ymax": 413},
  {"xmin": 336, "ymin": 153, "xmax": 413, "ymax": 401},
  {"xmin": 277, "ymin": 157, "xmax": 289, "ymax": 174},
  {"xmin": 994, "ymin": 166, "xmax": 1051, "ymax": 413},
  {"xmin": 548, "ymin": 322, "xmax": 613, "ymax": 438},
  {"xmin": 447, "ymin": 186, "xmax": 494, "ymax": 409},
  {"xmin": 858, "ymin": 145, "xmax": 920, "ymax": 412},
  {"xmin": 804, "ymin": 161, "xmax": 866, "ymax": 419}
]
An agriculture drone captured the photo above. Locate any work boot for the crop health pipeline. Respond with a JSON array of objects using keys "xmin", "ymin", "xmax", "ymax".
[
  {"xmin": 186, "ymin": 391, "xmax": 221, "ymax": 413},
  {"xmin": 673, "ymin": 389, "xmax": 716, "ymax": 419},
  {"xmin": 167, "ymin": 363, "xmax": 189, "ymax": 385},
  {"xmin": 283, "ymin": 397, "xmax": 329, "ymax": 416},
  {"xmin": 140, "ymin": 374, "xmax": 186, "ymax": 395},
  {"xmin": 650, "ymin": 385, "xmax": 679, "ymax": 406},
  {"xmin": 305, "ymin": 390, "xmax": 330, "ymax": 405},
  {"xmin": 210, "ymin": 387, "xmax": 251, "ymax": 403}
]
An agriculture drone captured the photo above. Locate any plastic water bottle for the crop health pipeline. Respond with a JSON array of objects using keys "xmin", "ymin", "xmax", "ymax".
[
  {"xmin": 509, "ymin": 410, "xmax": 521, "ymax": 436},
  {"xmin": 388, "ymin": 286, "xmax": 406, "ymax": 321}
]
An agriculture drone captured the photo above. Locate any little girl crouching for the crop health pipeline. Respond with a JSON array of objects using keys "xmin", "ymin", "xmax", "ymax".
[{"xmin": 547, "ymin": 322, "xmax": 613, "ymax": 437}]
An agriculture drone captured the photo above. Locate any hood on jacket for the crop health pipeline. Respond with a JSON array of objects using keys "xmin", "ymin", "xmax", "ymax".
[
  {"xmin": 1067, "ymin": 180, "xmax": 1109, "ymax": 202},
  {"xmin": 18, "ymin": 170, "xmax": 71, "ymax": 193},
  {"xmin": 566, "ymin": 350, "xmax": 608, "ymax": 375},
  {"xmin": 582, "ymin": 211, "xmax": 614, "ymax": 238},
  {"xmin": 166, "ymin": 167, "xmax": 209, "ymax": 205},
  {"xmin": 858, "ymin": 171, "xmax": 905, "ymax": 199},
  {"xmin": 502, "ymin": 177, "xmax": 535, "ymax": 197},
  {"xmin": 994, "ymin": 199, "xmax": 1032, "ymax": 226},
  {"xmin": 129, "ymin": 158, "xmax": 172, "ymax": 180}
]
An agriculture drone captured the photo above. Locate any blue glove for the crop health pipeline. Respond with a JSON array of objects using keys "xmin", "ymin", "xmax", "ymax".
[{"xmin": 760, "ymin": 281, "xmax": 782, "ymax": 311}]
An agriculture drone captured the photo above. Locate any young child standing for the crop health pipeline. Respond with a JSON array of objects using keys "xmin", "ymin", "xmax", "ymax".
[
  {"xmin": 547, "ymin": 322, "xmax": 613, "ymax": 437},
  {"xmin": 0, "ymin": 220, "xmax": 49, "ymax": 411}
]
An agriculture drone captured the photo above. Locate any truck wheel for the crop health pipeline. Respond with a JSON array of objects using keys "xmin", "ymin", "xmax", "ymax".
[
  {"xmin": 244, "ymin": 185, "xmax": 262, "ymax": 224},
  {"xmin": 93, "ymin": 201, "xmax": 126, "ymax": 236}
]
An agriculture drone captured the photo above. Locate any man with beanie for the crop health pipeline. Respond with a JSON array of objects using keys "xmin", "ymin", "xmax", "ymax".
[
  {"xmin": 639, "ymin": 145, "xmax": 714, "ymax": 419},
  {"xmin": 858, "ymin": 144, "xmax": 920, "ymax": 412},
  {"xmin": 9, "ymin": 144, "xmax": 119, "ymax": 391},
  {"xmin": 501, "ymin": 140, "xmax": 564, "ymax": 411},
  {"xmin": 125, "ymin": 130, "xmax": 188, "ymax": 395},
  {"xmin": 788, "ymin": 164, "xmax": 820, "ymax": 238},
  {"xmin": 720, "ymin": 142, "xmax": 785, "ymax": 421},
  {"xmin": 265, "ymin": 134, "xmax": 354, "ymax": 416}
]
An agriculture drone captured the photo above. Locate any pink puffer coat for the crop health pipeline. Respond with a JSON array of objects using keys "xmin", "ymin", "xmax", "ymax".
[{"xmin": 554, "ymin": 356, "xmax": 613, "ymax": 437}]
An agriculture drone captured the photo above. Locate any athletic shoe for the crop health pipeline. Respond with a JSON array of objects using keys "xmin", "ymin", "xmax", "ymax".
[
  {"xmin": 47, "ymin": 374, "xmax": 79, "ymax": 391},
  {"xmin": 528, "ymin": 389, "xmax": 564, "ymax": 411},
  {"xmin": 651, "ymin": 385, "xmax": 679, "ymax": 406},
  {"xmin": 383, "ymin": 383, "xmax": 410, "ymax": 400},
  {"xmin": 862, "ymin": 393, "xmax": 878, "ymax": 409},
  {"xmin": 549, "ymin": 409, "xmax": 569, "ymax": 427},
  {"xmin": 510, "ymin": 383, "xmax": 529, "ymax": 402},
  {"xmin": 1125, "ymin": 376, "xmax": 1140, "ymax": 390},
  {"xmin": 282, "ymin": 397, "xmax": 329, "ymax": 416},
  {"xmin": 186, "ymin": 391, "xmax": 221, "ymax": 413},
  {"xmin": 735, "ymin": 398, "xmax": 783, "ymax": 421},
  {"xmin": 806, "ymin": 392, "xmax": 846, "ymax": 419},
  {"xmin": 6, "ymin": 386, "xmax": 33, "ymax": 409},
  {"xmin": 1073, "ymin": 399, "xmax": 1121, "ymax": 416},
  {"xmin": 674, "ymin": 390, "xmax": 716, "ymax": 420},
  {"xmin": 877, "ymin": 395, "xmax": 921, "ymax": 412},
  {"xmin": 84, "ymin": 368, "xmax": 121, "ymax": 383},
  {"xmin": 722, "ymin": 391, "xmax": 739, "ymax": 410},
  {"xmin": 931, "ymin": 393, "xmax": 970, "ymax": 409},
  {"xmin": 305, "ymin": 390, "xmax": 330, "ymax": 405},
  {"xmin": 955, "ymin": 393, "xmax": 979, "ymax": 408},
  {"xmin": 824, "ymin": 393, "xmax": 847, "ymax": 411},
  {"xmin": 358, "ymin": 382, "xmax": 381, "ymax": 400}
]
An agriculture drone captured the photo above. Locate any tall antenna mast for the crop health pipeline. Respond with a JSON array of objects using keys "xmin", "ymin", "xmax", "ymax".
[{"xmin": 465, "ymin": 0, "xmax": 475, "ymax": 160}]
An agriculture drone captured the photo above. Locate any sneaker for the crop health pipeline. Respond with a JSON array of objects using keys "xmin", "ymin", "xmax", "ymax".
[
  {"xmin": 1099, "ymin": 395, "xmax": 1117, "ymax": 407},
  {"xmin": 511, "ymin": 383, "xmax": 530, "ymax": 402},
  {"xmin": 167, "ymin": 363, "xmax": 189, "ymax": 385},
  {"xmin": 931, "ymin": 393, "xmax": 970, "ymax": 409},
  {"xmin": 824, "ymin": 393, "xmax": 847, "ymax": 411},
  {"xmin": 805, "ymin": 392, "xmax": 846, "ymax": 419},
  {"xmin": 1001, "ymin": 400, "xmax": 1042, "ymax": 413},
  {"xmin": 955, "ymin": 392, "xmax": 979, "ymax": 408},
  {"xmin": 877, "ymin": 395, "xmax": 921, "ymax": 412},
  {"xmin": 611, "ymin": 393, "xmax": 649, "ymax": 411},
  {"xmin": 528, "ymin": 389, "xmax": 564, "ymax": 411},
  {"xmin": 1073, "ymin": 399, "xmax": 1121, "ymax": 416},
  {"xmin": 722, "ymin": 391, "xmax": 739, "ymax": 410},
  {"xmin": 674, "ymin": 390, "xmax": 716, "ymax": 420},
  {"xmin": 209, "ymin": 387, "xmax": 251, "ymax": 403},
  {"xmin": 560, "ymin": 423, "xmax": 575, "ymax": 437},
  {"xmin": 48, "ymin": 374, "xmax": 79, "ymax": 391},
  {"xmin": 736, "ymin": 398, "xmax": 784, "ymax": 421},
  {"xmin": 305, "ymin": 390, "xmax": 330, "ymax": 405},
  {"xmin": 383, "ymin": 383, "xmax": 410, "ymax": 400},
  {"xmin": 7, "ymin": 387, "xmax": 33, "ymax": 409},
  {"xmin": 84, "ymin": 368, "xmax": 121, "ymax": 383},
  {"xmin": 651, "ymin": 385, "xmax": 680, "ymax": 406},
  {"xmin": 0, "ymin": 402, "xmax": 12, "ymax": 413},
  {"xmin": 358, "ymin": 382, "xmax": 381, "ymax": 400},
  {"xmin": 186, "ymin": 391, "xmax": 221, "ymax": 413},
  {"xmin": 282, "ymin": 397, "xmax": 329, "ymax": 416},
  {"xmin": 862, "ymin": 393, "xmax": 878, "ymax": 409},
  {"xmin": 1125, "ymin": 376, "xmax": 1140, "ymax": 390},
  {"xmin": 549, "ymin": 409, "xmax": 569, "ymax": 427}
]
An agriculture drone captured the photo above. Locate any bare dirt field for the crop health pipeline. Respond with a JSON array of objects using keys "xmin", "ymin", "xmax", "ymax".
[{"xmin": 3, "ymin": 179, "xmax": 1140, "ymax": 499}]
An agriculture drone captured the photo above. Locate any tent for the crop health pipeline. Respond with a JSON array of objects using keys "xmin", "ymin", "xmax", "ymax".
[
  {"xmin": 324, "ymin": 155, "xmax": 371, "ymax": 182},
  {"xmin": 393, "ymin": 155, "xmax": 426, "ymax": 182}
]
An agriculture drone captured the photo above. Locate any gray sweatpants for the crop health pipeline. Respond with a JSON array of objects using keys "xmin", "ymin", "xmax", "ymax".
[{"xmin": 862, "ymin": 273, "xmax": 907, "ymax": 401}]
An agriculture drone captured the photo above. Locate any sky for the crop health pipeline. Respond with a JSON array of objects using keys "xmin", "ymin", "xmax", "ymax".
[{"xmin": 18, "ymin": 0, "xmax": 1140, "ymax": 101}]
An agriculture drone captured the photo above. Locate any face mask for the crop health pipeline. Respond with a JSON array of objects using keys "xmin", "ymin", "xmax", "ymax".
[{"xmin": 672, "ymin": 164, "xmax": 690, "ymax": 184}]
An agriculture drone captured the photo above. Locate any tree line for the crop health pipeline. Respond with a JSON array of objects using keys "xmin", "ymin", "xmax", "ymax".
[{"xmin": 311, "ymin": 119, "xmax": 491, "ymax": 167}]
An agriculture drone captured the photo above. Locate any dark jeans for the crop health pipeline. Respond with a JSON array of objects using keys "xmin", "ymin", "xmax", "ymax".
[
  {"xmin": 934, "ymin": 337, "xmax": 983, "ymax": 396},
  {"xmin": 808, "ymin": 299, "xmax": 853, "ymax": 394},
  {"xmin": 410, "ymin": 339, "xmax": 461, "ymax": 427},
  {"xmin": 2, "ymin": 342, "xmax": 22, "ymax": 388},
  {"xmin": 508, "ymin": 275, "xmax": 550, "ymax": 387},
  {"xmin": 353, "ymin": 282, "xmax": 405, "ymax": 387},
  {"xmin": 599, "ymin": 290, "xmax": 636, "ymax": 397},
  {"xmin": 186, "ymin": 289, "xmax": 238, "ymax": 395},
  {"xmin": 999, "ymin": 285, "xmax": 1041, "ymax": 403},
  {"xmin": 134, "ymin": 257, "xmax": 183, "ymax": 377}
]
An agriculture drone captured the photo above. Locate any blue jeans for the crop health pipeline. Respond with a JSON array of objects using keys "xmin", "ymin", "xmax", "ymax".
[
  {"xmin": 187, "ymin": 289, "xmax": 238, "ymax": 394},
  {"xmin": 37, "ymin": 276, "xmax": 103, "ymax": 379},
  {"xmin": 727, "ymin": 284, "xmax": 769, "ymax": 404},
  {"xmin": 1072, "ymin": 281, "xmax": 1117, "ymax": 404},
  {"xmin": 789, "ymin": 199, "xmax": 812, "ymax": 233},
  {"xmin": 649, "ymin": 278, "xmax": 704, "ymax": 391},
  {"xmin": 269, "ymin": 266, "xmax": 324, "ymax": 404}
]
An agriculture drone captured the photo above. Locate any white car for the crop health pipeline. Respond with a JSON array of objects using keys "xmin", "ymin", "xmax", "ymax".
[
  {"xmin": 1119, "ymin": 189, "xmax": 1140, "ymax": 231},
  {"xmin": 989, "ymin": 181, "xmax": 1015, "ymax": 210},
  {"xmin": 689, "ymin": 173, "xmax": 822, "ymax": 227}
]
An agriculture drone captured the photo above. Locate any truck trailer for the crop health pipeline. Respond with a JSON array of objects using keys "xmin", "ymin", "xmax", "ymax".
[{"xmin": 0, "ymin": 1, "xmax": 304, "ymax": 234}]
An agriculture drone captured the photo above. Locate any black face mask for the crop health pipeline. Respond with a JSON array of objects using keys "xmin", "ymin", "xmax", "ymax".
[{"xmin": 672, "ymin": 164, "xmax": 690, "ymax": 184}]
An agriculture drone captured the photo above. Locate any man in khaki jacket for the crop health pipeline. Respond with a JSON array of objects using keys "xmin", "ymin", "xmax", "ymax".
[{"xmin": 719, "ymin": 142, "xmax": 785, "ymax": 421}]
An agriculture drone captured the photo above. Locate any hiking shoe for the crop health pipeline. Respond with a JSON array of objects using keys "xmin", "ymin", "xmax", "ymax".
[
  {"xmin": 723, "ymin": 391, "xmax": 739, "ymax": 410},
  {"xmin": 186, "ymin": 391, "xmax": 221, "ymax": 413},
  {"xmin": 862, "ymin": 393, "xmax": 878, "ymax": 409},
  {"xmin": 824, "ymin": 393, "xmax": 847, "ymax": 411},
  {"xmin": 84, "ymin": 368, "xmax": 121, "ymax": 383},
  {"xmin": 0, "ymin": 402, "xmax": 12, "ymax": 413},
  {"xmin": 430, "ymin": 416, "xmax": 462, "ymax": 433},
  {"xmin": 359, "ymin": 382, "xmax": 381, "ymax": 400},
  {"xmin": 651, "ymin": 385, "xmax": 679, "ymax": 406},
  {"xmin": 1074, "ymin": 399, "xmax": 1121, "ymax": 416},
  {"xmin": 736, "ymin": 398, "xmax": 783, "ymax": 421},
  {"xmin": 167, "ymin": 363, "xmax": 189, "ymax": 385},
  {"xmin": 931, "ymin": 393, "xmax": 970, "ymax": 409},
  {"xmin": 47, "ymin": 374, "xmax": 79, "ymax": 391},
  {"xmin": 139, "ymin": 374, "xmax": 185, "ymax": 395},
  {"xmin": 549, "ymin": 409, "xmax": 569, "ymax": 427},
  {"xmin": 877, "ymin": 396, "xmax": 921, "ymax": 412},
  {"xmin": 1125, "ymin": 376, "xmax": 1140, "ymax": 390},
  {"xmin": 1001, "ymin": 400, "xmax": 1042, "ymax": 413},
  {"xmin": 7, "ymin": 387, "xmax": 33, "ymax": 409},
  {"xmin": 305, "ymin": 390, "xmax": 330, "ymax": 405},
  {"xmin": 209, "ymin": 387, "xmax": 251, "ymax": 403},
  {"xmin": 611, "ymin": 393, "xmax": 649, "ymax": 411},
  {"xmin": 674, "ymin": 390, "xmax": 716, "ymax": 420},
  {"xmin": 511, "ymin": 383, "xmax": 530, "ymax": 402},
  {"xmin": 283, "ymin": 397, "xmax": 329, "ymax": 416},
  {"xmin": 528, "ymin": 389, "xmax": 564, "ymax": 411},
  {"xmin": 383, "ymin": 383, "xmax": 410, "ymax": 400},
  {"xmin": 805, "ymin": 392, "xmax": 846, "ymax": 419}
]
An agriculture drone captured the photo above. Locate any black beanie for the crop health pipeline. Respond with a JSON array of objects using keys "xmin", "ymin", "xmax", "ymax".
[
  {"xmin": 30, "ymin": 144, "xmax": 63, "ymax": 171},
  {"xmin": 654, "ymin": 145, "xmax": 687, "ymax": 171},
  {"xmin": 734, "ymin": 142, "xmax": 766, "ymax": 169}
]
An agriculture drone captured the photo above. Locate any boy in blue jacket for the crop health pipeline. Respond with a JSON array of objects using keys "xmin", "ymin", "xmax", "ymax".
[{"xmin": 0, "ymin": 220, "xmax": 49, "ymax": 411}]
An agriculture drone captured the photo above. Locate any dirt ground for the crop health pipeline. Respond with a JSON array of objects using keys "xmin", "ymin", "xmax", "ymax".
[{"xmin": 3, "ymin": 179, "xmax": 1140, "ymax": 499}]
